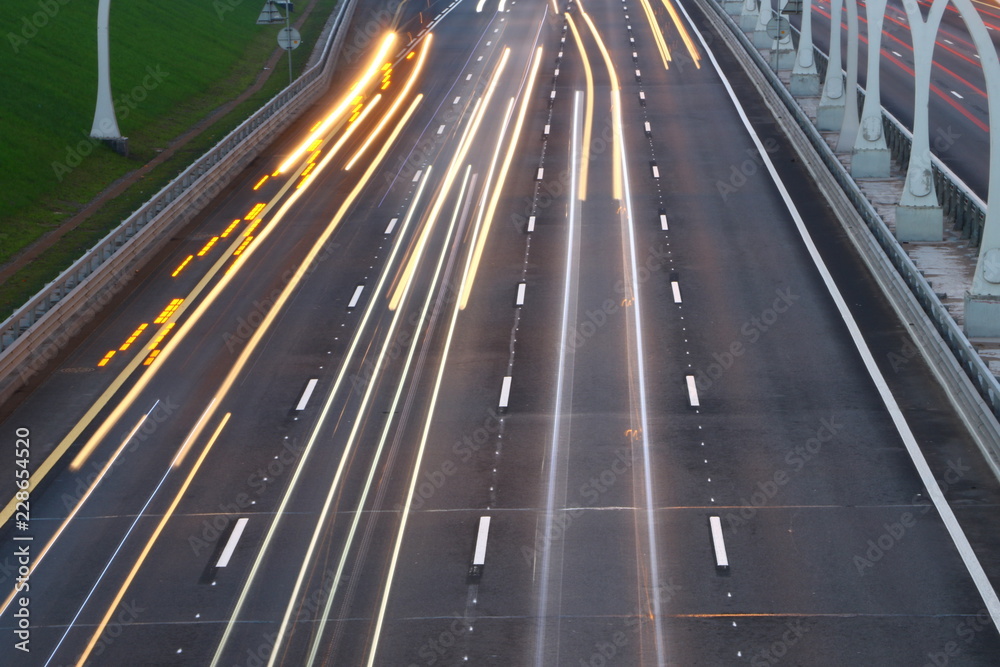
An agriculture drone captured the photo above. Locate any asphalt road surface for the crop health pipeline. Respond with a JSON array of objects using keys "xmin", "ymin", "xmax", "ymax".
[{"xmin": 1, "ymin": 0, "xmax": 999, "ymax": 664}]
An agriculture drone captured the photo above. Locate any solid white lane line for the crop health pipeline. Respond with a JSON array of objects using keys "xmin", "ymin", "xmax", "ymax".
[
  {"xmin": 679, "ymin": 0, "xmax": 1000, "ymax": 630},
  {"xmin": 709, "ymin": 516, "xmax": 729, "ymax": 569},
  {"xmin": 295, "ymin": 379, "xmax": 319, "ymax": 411},
  {"xmin": 348, "ymin": 285, "xmax": 365, "ymax": 309},
  {"xmin": 671, "ymin": 281, "xmax": 682, "ymax": 303},
  {"xmin": 499, "ymin": 376, "xmax": 513, "ymax": 408},
  {"xmin": 472, "ymin": 516, "xmax": 492, "ymax": 565},
  {"xmin": 385, "ymin": 217, "xmax": 399, "ymax": 234},
  {"xmin": 660, "ymin": 213, "xmax": 669, "ymax": 230},
  {"xmin": 516, "ymin": 282, "xmax": 527, "ymax": 305},
  {"xmin": 686, "ymin": 375, "xmax": 700, "ymax": 406},
  {"xmin": 528, "ymin": 215, "xmax": 536, "ymax": 231},
  {"xmin": 216, "ymin": 518, "xmax": 249, "ymax": 568}
]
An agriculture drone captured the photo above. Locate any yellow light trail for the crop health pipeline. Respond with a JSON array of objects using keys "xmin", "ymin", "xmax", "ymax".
[
  {"xmin": 305, "ymin": 167, "xmax": 472, "ymax": 667},
  {"xmin": 388, "ymin": 47, "xmax": 511, "ymax": 309},
  {"xmin": 578, "ymin": 0, "xmax": 622, "ymax": 199},
  {"xmin": 209, "ymin": 93, "xmax": 425, "ymax": 667},
  {"xmin": 637, "ymin": 0, "xmax": 672, "ymax": 69},
  {"xmin": 276, "ymin": 33, "xmax": 397, "ymax": 173},
  {"xmin": 566, "ymin": 14, "xmax": 594, "ymax": 200},
  {"xmin": 14, "ymin": 137, "xmax": 318, "ymax": 494},
  {"xmin": 460, "ymin": 46, "xmax": 544, "ymax": 310},
  {"xmin": 386, "ymin": 167, "xmax": 435, "ymax": 310},
  {"xmin": 659, "ymin": 0, "xmax": 701, "ymax": 68},
  {"xmin": 297, "ymin": 93, "xmax": 383, "ymax": 191},
  {"xmin": 74, "ymin": 413, "xmax": 232, "ymax": 667},
  {"xmin": 345, "ymin": 34, "xmax": 433, "ymax": 171},
  {"xmin": 0, "ymin": 409, "xmax": 156, "ymax": 618}
]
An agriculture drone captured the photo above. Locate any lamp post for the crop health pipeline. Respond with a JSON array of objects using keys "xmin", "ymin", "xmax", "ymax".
[{"xmin": 90, "ymin": 0, "xmax": 127, "ymax": 154}]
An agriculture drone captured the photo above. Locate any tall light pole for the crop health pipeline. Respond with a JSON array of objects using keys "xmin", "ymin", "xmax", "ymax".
[{"xmin": 90, "ymin": 0, "xmax": 126, "ymax": 154}]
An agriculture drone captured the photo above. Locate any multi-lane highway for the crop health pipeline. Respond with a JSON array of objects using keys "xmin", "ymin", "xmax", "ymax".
[{"xmin": 2, "ymin": 0, "xmax": 1000, "ymax": 664}]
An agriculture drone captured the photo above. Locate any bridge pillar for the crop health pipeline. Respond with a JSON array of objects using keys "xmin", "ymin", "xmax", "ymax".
[
  {"xmin": 753, "ymin": 0, "xmax": 774, "ymax": 47},
  {"xmin": 790, "ymin": 0, "xmax": 819, "ymax": 95},
  {"xmin": 740, "ymin": 0, "xmax": 759, "ymax": 31},
  {"xmin": 816, "ymin": 0, "xmax": 844, "ymax": 129},
  {"xmin": 835, "ymin": 0, "xmax": 860, "ymax": 151},
  {"xmin": 895, "ymin": 0, "xmax": 947, "ymax": 241},
  {"xmin": 851, "ymin": 0, "xmax": 890, "ymax": 176},
  {"xmin": 724, "ymin": 0, "xmax": 744, "ymax": 16}
]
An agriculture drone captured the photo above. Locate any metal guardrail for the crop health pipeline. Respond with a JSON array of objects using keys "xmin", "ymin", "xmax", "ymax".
[
  {"xmin": 703, "ymin": 0, "xmax": 1000, "ymax": 442},
  {"xmin": 802, "ymin": 24, "xmax": 987, "ymax": 245},
  {"xmin": 0, "ymin": 0, "xmax": 360, "ymax": 400}
]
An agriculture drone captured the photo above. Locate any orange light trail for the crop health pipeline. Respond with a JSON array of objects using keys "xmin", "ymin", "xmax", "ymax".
[
  {"xmin": 119, "ymin": 323, "xmax": 148, "ymax": 351},
  {"xmin": 171, "ymin": 255, "xmax": 193, "ymax": 278},
  {"xmin": 276, "ymin": 33, "xmax": 398, "ymax": 173},
  {"xmin": 197, "ymin": 236, "xmax": 220, "ymax": 257},
  {"xmin": 345, "ymin": 35, "xmax": 433, "ymax": 171},
  {"xmin": 220, "ymin": 219, "xmax": 241, "ymax": 238}
]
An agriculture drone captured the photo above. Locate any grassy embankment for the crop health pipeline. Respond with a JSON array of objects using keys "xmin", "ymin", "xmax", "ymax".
[{"xmin": 0, "ymin": 0, "xmax": 337, "ymax": 318}]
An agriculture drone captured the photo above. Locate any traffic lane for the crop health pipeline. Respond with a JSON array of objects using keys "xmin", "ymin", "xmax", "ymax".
[
  {"xmin": 354, "ymin": 41, "xmax": 574, "ymax": 665},
  {"xmin": 639, "ymin": 0, "xmax": 1000, "ymax": 657},
  {"xmin": 0, "ymin": 73, "xmax": 446, "ymax": 663},
  {"xmin": 656, "ymin": 506, "xmax": 1000, "ymax": 666}
]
